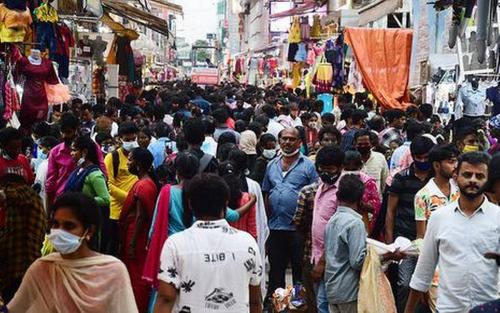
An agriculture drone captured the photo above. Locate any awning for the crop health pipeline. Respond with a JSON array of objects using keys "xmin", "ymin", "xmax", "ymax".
[
  {"xmin": 102, "ymin": 0, "xmax": 170, "ymax": 36},
  {"xmin": 358, "ymin": 0, "xmax": 402, "ymax": 26},
  {"xmin": 270, "ymin": 1, "xmax": 318, "ymax": 19},
  {"xmin": 100, "ymin": 12, "xmax": 140, "ymax": 40},
  {"xmin": 149, "ymin": 0, "xmax": 183, "ymax": 15}
]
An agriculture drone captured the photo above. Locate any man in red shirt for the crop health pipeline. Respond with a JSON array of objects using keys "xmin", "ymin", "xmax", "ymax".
[{"xmin": 0, "ymin": 127, "xmax": 34, "ymax": 185}]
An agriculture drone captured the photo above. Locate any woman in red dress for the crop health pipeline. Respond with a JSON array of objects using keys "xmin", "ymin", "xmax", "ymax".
[{"xmin": 119, "ymin": 148, "xmax": 158, "ymax": 313}]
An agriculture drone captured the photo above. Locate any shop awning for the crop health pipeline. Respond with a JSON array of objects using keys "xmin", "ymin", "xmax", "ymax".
[
  {"xmin": 358, "ymin": 0, "xmax": 402, "ymax": 26},
  {"xmin": 269, "ymin": 1, "xmax": 318, "ymax": 19},
  {"xmin": 102, "ymin": 0, "xmax": 170, "ymax": 36},
  {"xmin": 149, "ymin": 0, "xmax": 183, "ymax": 15}
]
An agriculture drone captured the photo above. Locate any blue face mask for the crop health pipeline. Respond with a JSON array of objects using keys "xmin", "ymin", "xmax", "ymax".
[
  {"xmin": 38, "ymin": 150, "xmax": 47, "ymax": 160},
  {"xmin": 414, "ymin": 160, "xmax": 431, "ymax": 171}
]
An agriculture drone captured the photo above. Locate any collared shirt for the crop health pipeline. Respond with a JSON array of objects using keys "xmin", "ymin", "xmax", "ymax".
[
  {"xmin": 262, "ymin": 154, "xmax": 318, "ymax": 231},
  {"xmin": 158, "ymin": 219, "xmax": 262, "ymax": 313},
  {"xmin": 324, "ymin": 206, "xmax": 367, "ymax": 304},
  {"xmin": 390, "ymin": 141, "xmax": 411, "ymax": 170},
  {"xmin": 457, "ymin": 83, "xmax": 487, "ymax": 117},
  {"xmin": 414, "ymin": 178, "xmax": 459, "ymax": 221},
  {"xmin": 46, "ymin": 142, "xmax": 106, "ymax": 197},
  {"xmin": 410, "ymin": 198, "xmax": 500, "ymax": 313},
  {"xmin": 148, "ymin": 137, "xmax": 177, "ymax": 169},
  {"xmin": 293, "ymin": 182, "xmax": 319, "ymax": 265},
  {"xmin": 191, "ymin": 96, "xmax": 212, "ymax": 114},
  {"xmin": 266, "ymin": 119, "xmax": 285, "ymax": 140},
  {"xmin": 362, "ymin": 151, "xmax": 389, "ymax": 194},
  {"xmin": 201, "ymin": 136, "xmax": 218, "ymax": 156}
]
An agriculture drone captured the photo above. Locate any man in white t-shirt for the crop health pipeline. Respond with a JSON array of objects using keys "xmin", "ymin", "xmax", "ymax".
[{"xmin": 155, "ymin": 174, "xmax": 263, "ymax": 313}]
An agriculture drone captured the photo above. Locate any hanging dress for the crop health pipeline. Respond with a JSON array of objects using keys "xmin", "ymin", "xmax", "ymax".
[
  {"xmin": 288, "ymin": 16, "xmax": 302, "ymax": 44},
  {"xmin": 311, "ymin": 14, "xmax": 322, "ymax": 38},
  {"xmin": 300, "ymin": 16, "xmax": 311, "ymax": 41}
]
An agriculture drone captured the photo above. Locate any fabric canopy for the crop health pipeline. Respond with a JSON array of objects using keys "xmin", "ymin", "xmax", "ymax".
[
  {"xmin": 270, "ymin": 1, "xmax": 317, "ymax": 19},
  {"xmin": 345, "ymin": 27, "xmax": 413, "ymax": 110}
]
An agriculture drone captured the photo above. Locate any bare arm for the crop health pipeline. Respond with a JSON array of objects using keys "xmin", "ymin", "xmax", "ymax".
[
  {"xmin": 249, "ymin": 285, "xmax": 263, "ymax": 313},
  {"xmin": 384, "ymin": 193, "xmax": 399, "ymax": 244},
  {"xmin": 235, "ymin": 193, "xmax": 257, "ymax": 216},
  {"xmin": 404, "ymin": 289, "xmax": 425, "ymax": 313},
  {"xmin": 416, "ymin": 221, "xmax": 426, "ymax": 239},
  {"xmin": 154, "ymin": 281, "xmax": 177, "ymax": 313}
]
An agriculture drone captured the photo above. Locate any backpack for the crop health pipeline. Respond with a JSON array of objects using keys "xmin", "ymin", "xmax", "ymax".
[{"xmin": 198, "ymin": 153, "xmax": 213, "ymax": 174}]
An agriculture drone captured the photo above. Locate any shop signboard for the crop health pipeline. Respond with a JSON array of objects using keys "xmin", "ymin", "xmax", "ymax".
[{"xmin": 191, "ymin": 68, "xmax": 220, "ymax": 85}]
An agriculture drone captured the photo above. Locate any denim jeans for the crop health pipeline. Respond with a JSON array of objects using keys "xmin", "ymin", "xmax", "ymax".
[
  {"xmin": 317, "ymin": 278, "xmax": 330, "ymax": 313},
  {"xmin": 476, "ymin": 0, "xmax": 491, "ymax": 41},
  {"xmin": 396, "ymin": 256, "xmax": 418, "ymax": 313},
  {"xmin": 36, "ymin": 22, "xmax": 57, "ymax": 56}
]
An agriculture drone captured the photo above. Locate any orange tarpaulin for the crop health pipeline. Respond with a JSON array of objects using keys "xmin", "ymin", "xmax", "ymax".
[{"xmin": 345, "ymin": 27, "xmax": 413, "ymax": 111}]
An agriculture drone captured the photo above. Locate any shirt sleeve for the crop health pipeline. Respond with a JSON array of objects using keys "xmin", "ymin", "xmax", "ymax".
[
  {"xmin": 225, "ymin": 208, "xmax": 240, "ymax": 222},
  {"xmin": 307, "ymin": 162, "xmax": 319, "ymax": 184},
  {"xmin": 248, "ymin": 240, "xmax": 263, "ymax": 286},
  {"xmin": 409, "ymin": 213, "xmax": 440, "ymax": 292},
  {"xmin": 414, "ymin": 189, "xmax": 428, "ymax": 221},
  {"xmin": 105, "ymin": 153, "xmax": 128, "ymax": 203},
  {"xmin": 388, "ymin": 173, "xmax": 403, "ymax": 194},
  {"xmin": 345, "ymin": 220, "xmax": 367, "ymax": 271},
  {"xmin": 158, "ymin": 238, "xmax": 181, "ymax": 288},
  {"xmin": 380, "ymin": 157, "xmax": 389, "ymax": 192},
  {"xmin": 45, "ymin": 148, "xmax": 58, "ymax": 194},
  {"xmin": 293, "ymin": 188, "xmax": 307, "ymax": 227},
  {"xmin": 88, "ymin": 171, "xmax": 110, "ymax": 207},
  {"xmin": 261, "ymin": 163, "xmax": 272, "ymax": 193}
]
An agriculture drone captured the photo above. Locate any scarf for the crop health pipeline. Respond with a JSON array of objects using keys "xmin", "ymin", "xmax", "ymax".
[
  {"xmin": 239, "ymin": 130, "xmax": 257, "ymax": 155},
  {"xmin": 64, "ymin": 165, "xmax": 99, "ymax": 193}
]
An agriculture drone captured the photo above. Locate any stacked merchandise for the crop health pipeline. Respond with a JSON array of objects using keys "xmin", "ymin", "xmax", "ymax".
[{"xmin": 107, "ymin": 34, "xmax": 138, "ymax": 101}]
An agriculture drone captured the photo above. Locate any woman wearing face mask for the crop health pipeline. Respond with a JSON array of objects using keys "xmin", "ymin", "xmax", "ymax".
[
  {"xmin": 119, "ymin": 148, "xmax": 159, "ymax": 313},
  {"xmin": 6, "ymin": 192, "xmax": 138, "ymax": 313},
  {"xmin": 251, "ymin": 133, "xmax": 277, "ymax": 185}
]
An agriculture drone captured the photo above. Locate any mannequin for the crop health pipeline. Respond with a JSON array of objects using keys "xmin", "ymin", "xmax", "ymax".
[
  {"xmin": 78, "ymin": 35, "xmax": 93, "ymax": 58},
  {"xmin": 91, "ymin": 35, "xmax": 107, "ymax": 66},
  {"xmin": 17, "ymin": 50, "xmax": 59, "ymax": 132},
  {"xmin": 34, "ymin": 0, "xmax": 59, "ymax": 58}
]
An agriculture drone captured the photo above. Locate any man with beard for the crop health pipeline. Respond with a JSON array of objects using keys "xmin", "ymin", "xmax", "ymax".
[
  {"xmin": 405, "ymin": 152, "xmax": 500, "ymax": 313},
  {"xmin": 262, "ymin": 128, "xmax": 318, "ymax": 306}
]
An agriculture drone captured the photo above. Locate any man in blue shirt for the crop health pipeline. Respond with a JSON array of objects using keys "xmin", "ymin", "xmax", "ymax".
[
  {"xmin": 190, "ymin": 90, "xmax": 212, "ymax": 114},
  {"xmin": 148, "ymin": 123, "xmax": 176, "ymax": 169},
  {"xmin": 262, "ymin": 128, "xmax": 318, "ymax": 303}
]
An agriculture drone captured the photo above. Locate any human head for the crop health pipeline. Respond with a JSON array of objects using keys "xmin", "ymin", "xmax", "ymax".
[
  {"xmin": 386, "ymin": 109, "xmax": 406, "ymax": 129},
  {"xmin": 318, "ymin": 126, "xmax": 341, "ymax": 148},
  {"xmin": 118, "ymin": 121, "xmax": 139, "ymax": 152},
  {"xmin": 316, "ymin": 145, "xmax": 344, "ymax": 185},
  {"xmin": 455, "ymin": 126, "xmax": 479, "ymax": 153},
  {"xmin": 337, "ymin": 174, "xmax": 365, "ymax": 209},
  {"xmin": 321, "ymin": 113, "xmax": 335, "ymax": 127},
  {"xmin": 186, "ymin": 174, "xmax": 230, "ymax": 219},
  {"xmin": 354, "ymin": 129, "xmax": 372, "ymax": 156},
  {"xmin": 175, "ymin": 151, "xmax": 199, "ymax": 181},
  {"xmin": 60, "ymin": 112, "xmax": 80, "ymax": 145},
  {"xmin": 410, "ymin": 135, "xmax": 435, "ymax": 172},
  {"xmin": 313, "ymin": 100, "xmax": 324, "ymax": 114},
  {"xmin": 38, "ymin": 136, "xmax": 59, "ymax": 157},
  {"xmin": 343, "ymin": 151, "xmax": 363, "ymax": 171},
  {"xmin": 456, "ymin": 152, "xmax": 490, "ymax": 199},
  {"xmin": 234, "ymin": 120, "xmax": 247, "ymax": 133},
  {"xmin": 202, "ymin": 119, "xmax": 216, "ymax": 136},
  {"xmin": 369, "ymin": 115, "xmax": 385, "ymax": 133},
  {"xmin": 212, "ymin": 108, "xmax": 229, "ymax": 125},
  {"xmin": 351, "ymin": 109, "xmax": 367, "ymax": 128},
  {"xmin": 137, "ymin": 127, "xmax": 152, "ymax": 149},
  {"xmin": 32, "ymin": 121, "xmax": 52, "ymax": 141},
  {"xmin": 80, "ymin": 103, "xmax": 93, "ymax": 122},
  {"xmin": 428, "ymin": 144, "xmax": 459, "ymax": 179},
  {"xmin": 487, "ymin": 154, "xmax": 500, "ymax": 203},
  {"xmin": 95, "ymin": 132, "xmax": 114, "ymax": 154},
  {"xmin": 51, "ymin": 192, "xmax": 100, "ymax": 252},
  {"xmin": 128, "ymin": 147, "xmax": 153, "ymax": 176},
  {"xmin": 183, "ymin": 118, "xmax": 205, "ymax": 146},
  {"xmin": 71, "ymin": 136, "xmax": 99, "ymax": 165},
  {"xmin": 278, "ymin": 128, "xmax": 301, "ymax": 156},
  {"xmin": 259, "ymin": 133, "xmax": 277, "ymax": 158},
  {"xmin": 405, "ymin": 119, "xmax": 425, "ymax": 142},
  {"xmin": 216, "ymin": 143, "xmax": 237, "ymax": 162},
  {"xmin": 247, "ymin": 121, "xmax": 263, "ymax": 139},
  {"xmin": 290, "ymin": 102, "xmax": 300, "ymax": 119},
  {"xmin": 489, "ymin": 114, "xmax": 500, "ymax": 139},
  {"xmin": 0, "ymin": 127, "xmax": 23, "ymax": 160}
]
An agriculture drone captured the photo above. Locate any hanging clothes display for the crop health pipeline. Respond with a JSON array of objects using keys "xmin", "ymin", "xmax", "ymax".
[
  {"xmin": 53, "ymin": 22, "xmax": 75, "ymax": 80},
  {"xmin": 347, "ymin": 60, "xmax": 365, "ymax": 93},
  {"xmin": 0, "ymin": 3, "xmax": 32, "ymax": 43},
  {"xmin": 248, "ymin": 57, "xmax": 259, "ymax": 86},
  {"xmin": 288, "ymin": 16, "xmax": 301, "ymax": 44},
  {"xmin": 3, "ymin": 72, "xmax": 20, "ymax": 122},
  {"xmin": 45, "ymin": 82, "xmax": 71, "ymax": 105},
  {"xmin": 311, "ymin": 14, "xmax": 322, "ymax": 38},
  {"xmin": 291, "ymin": 62, "xmax": 302, "ymax": 89},
  {"xmin": 300, "ymin": 16, "xmax": 310, "ymax": 41},
  {"xmin": 313, "ymin": 55, "xmax": 333, "ymax": 93},
  {"xmin": 78, "ymin": 35, "xmax": 93, "ymax": 58},
  {"xmin": 295, "ymin": 43, "xmax": 307, "ymax": 62},
  {"xmin": 287, "ymin": 43, "xmax": 299, "ymax": 62},
  {"xmin": 332, "ymin": 34, "xmax": 345, "ymax": 88},
  {"xmin": 33, "ymin": 1, "xmax": 58, "ymax": 57},
  {"xmin": 115, "ymin": 35, "xmax": 135, "ymax": 82},
  {"xmin": 16, "ymin": 56, "xmax": 59, "ymax": 128},
  {"xmin": 93, "ymin": 66, "xmax": 106, "ymax": 99},
  {"xmin": 91, "ymin": 36, "xmax": 108, "ymax": 66}
]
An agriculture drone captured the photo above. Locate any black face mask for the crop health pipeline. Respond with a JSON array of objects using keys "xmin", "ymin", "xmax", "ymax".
[
  {"xmin": 357, "ymin": 146, "xmax": 371, "ymax": 155},
  {"xmin": 319, "ymin": 171, "xmax": 340, "ymax": 185}
]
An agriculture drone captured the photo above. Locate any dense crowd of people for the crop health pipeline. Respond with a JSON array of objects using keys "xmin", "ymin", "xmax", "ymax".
[{"xmin": 0, "ymin": 80, "xmax": 499, "ymax": 313}]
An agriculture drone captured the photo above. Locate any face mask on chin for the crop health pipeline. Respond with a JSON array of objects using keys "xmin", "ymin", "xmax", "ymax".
[
  {"xmin": 462, "ymin": 145, "xmax": 479, "ymax": 153},
  {"xmin": 281, "ymin": 148, "xmax": 300, "ymax": 157}
]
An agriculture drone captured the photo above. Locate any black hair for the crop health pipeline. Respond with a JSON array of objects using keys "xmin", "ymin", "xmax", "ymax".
[
  {"xmin": 73, "ymin": 136, "xmax": 99, "ymax": 165},
  {"xmin": 202, "ymin": 119, "xmax": 216, "ymax": 135},
  {"xmin": 118, "ymin": 121, "xmax": 139, "ymax": 136},
  {"xmin": 60, "ymin": 112, "xmax": 80, "ymax": 131},
  {"xmin": 32, "ymin": 121, "xmax": 52, "ymax": 137},
  {"xmin": 343, "ymin": 150, "xmax": 363, "ymax": 167},
  {"xmin": 410, "ymin": 135, "xmax": 435, "ymax": 156},
  {"xmin": 351, "ymin": 109, "xmax": 367, "ymax": 125},
  {"xmin": 313, "ymin": 100, "xmax": 324, "ymax": 113},
  {"xmin": 457, "ymin": 152, "xmax": 490, "ymax": 174},
  {"xmin": 212, "ymin": 108, "xmax": 229, "ymax": 124},
  {"xmin": 354, "ymin": 129, "xmax": 372, "ymax": 142},
  {"xmin": 131, "ymin": 148, "xmax": 154, "ymax": 172},
  {"xmin": 39, "ymin": 136, "xmax": 59, "ymax": 149},
  {"xmin": 406, "ymin": 119, "xmax": 425, "ymax": 141},
  {"xmin": 254, "ymin": 114, "xmax": 270, "ymax": 128},
  {"xmin": 487, "ymin": 154, "xmax": 500, "ymax": 192},
  {"xmin": 385, "ymin": 109, "xmax": 405, "ymax": 124},
  {"xmin": 248, "ymin": 122, "xmax": 263, "ymax": 139},
  {"xmin": 154, "ymin": 122, "xmax": 174, "ymax": 139},
  {"xmin": 261, "ymin": 104, "xmax": 277, "ymax": 119},
  {"xmin": 234, "ymin": 120, "xmax": 247, "ymax": 133},
  {"xmin": 321, "ymin": 113, "xmax": 335, "ymax": 124},
  {"xmin": 81, "ymin": 103, "xmax": 93, "ymax": 113},
  {"xmin": 279, "ymin": 105, "xmax": 291, "ymax": 116},
  {"xmin": 419, "ymin": 103, "xmax": 434, "ymax": 119},
  {"xmin": 228, "ymin": 149, "xmax": 247, "ymax": 174},
  {"xmin": 183, "ymin": 118, "xmax": 205, "ymax": 145},
  {"xmin": 175, "ymin": 133, "xmax": 188, "ymax": 152},
  {"xmin": 337, "ymin": 174, "xmax": 365, "ymax": 204},
  {"xmin": 316, "ymin": 145, "xmax": 344, "ymax": 167},
  {"xmin": 219, "ymin": 161, "xmax": 243, "ymax": 210},
  {"xmin": 175, "ymin": 151, "xmax": 199, "ymax": 180},
  {"xmin": 52, "ymin": 192, "xmax": 101, "ymax": 244},
  {"xmin": 318, "ymin": 126, "xmax": 341, "ymax": 144},
  {"xmin": 0, "ymin": 127, "xmax": 22, "ymax": 148},
  {"xmin": 138, "ymin": 126, "xmax": 153, "ymax": 139},
  {"xmin": 369, "ymin": 115, "xmax": 385, "ymax": 132},
  {"xmin": 185, "ymin": 174, "xmax": 230, "ymax": 218},
  {"xmin": 259, "ymin": 133, "xmax": 277, "ymax": 148},
  {"xmin": 428, "ymin": 144, "xmax": 460, "ymax": 163},
  {"xmin": 92, "ymin": 104, "xmax": 106, "ymax": 116},
  {"xmin": 218, "ymin": 131, "xmax": 237, "ymax": 146},
  {"xmin": 454, "ymin": 126, "xmax": 478, "ymax": 143},
  {"xmin": 217, "ymin": 142, "xmax": 237, "ymax": 162}
]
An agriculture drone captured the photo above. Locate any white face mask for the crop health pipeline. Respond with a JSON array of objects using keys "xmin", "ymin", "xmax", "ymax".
[
  {"xmin": 343, "ymin": 170, "xmax": 360, "ymax": 175},
  {"xmin": 281, "ymin": 148, "xmax": 300, "ymax": 157},
  {"xmin": 48, "ymin": 228, "xmax": 87, "ymax": 255},
  {"xmin": 77, "ymin": 157, "xmax": 85, "ymax": 167},
  {"xmin": 262, "ymin": 149, "xmax": 277, "ymax": 159},
  {"xmin": 122, "ymin": 140, "xmax": 139, "ymax": 152}
]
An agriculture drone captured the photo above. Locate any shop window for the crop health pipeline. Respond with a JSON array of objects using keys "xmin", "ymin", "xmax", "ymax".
[{"xmin": 387, "ymin": 12, "xmax": 410, "ymax": 28}]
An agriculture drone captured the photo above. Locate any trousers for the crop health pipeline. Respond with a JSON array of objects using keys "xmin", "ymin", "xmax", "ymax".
[
  {"xmin": 329, "ymin": 302, "xmax": 357, "ymax": 313},
  {"xmin": 266, "ymin": 230, "xmax": 304, "ymax": 299}
]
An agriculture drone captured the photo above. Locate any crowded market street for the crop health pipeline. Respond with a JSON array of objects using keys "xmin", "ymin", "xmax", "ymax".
[{"xmin": 0, "ymin": 0, "xmax": 499, "ymax": 312}]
